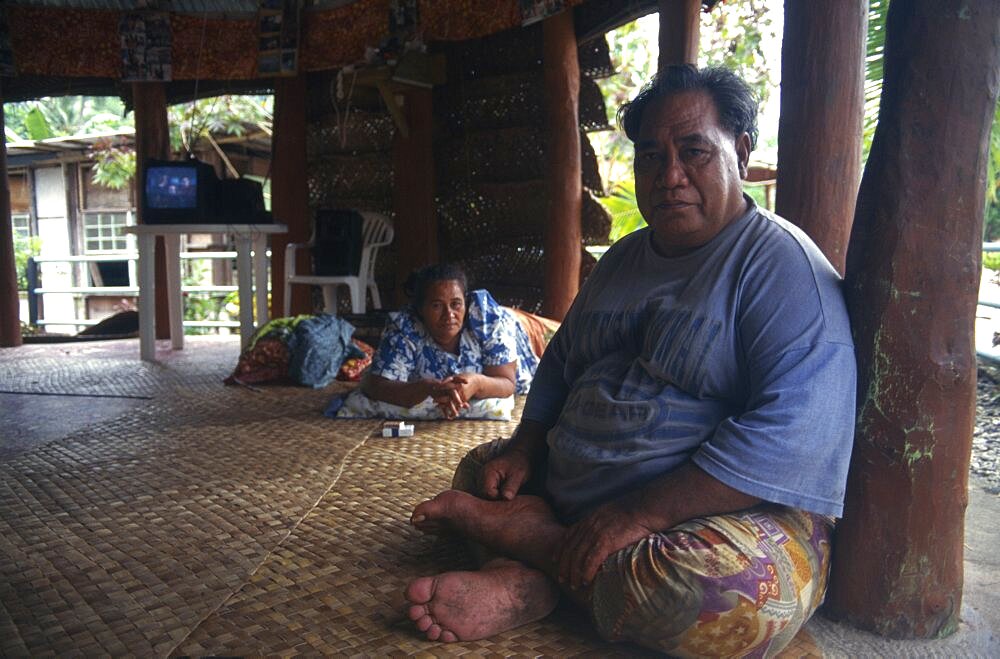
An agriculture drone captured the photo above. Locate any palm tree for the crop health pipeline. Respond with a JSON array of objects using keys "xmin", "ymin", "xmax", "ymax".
[{"xmin": 4, "ymin": 96, "xmax": 129, "ymax": 141}]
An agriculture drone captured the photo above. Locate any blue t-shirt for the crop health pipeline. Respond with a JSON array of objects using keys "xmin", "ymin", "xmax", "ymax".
[
  {"xmin": 523, "ymin": 201, "xmax": 856, "ymax": 521},
  {"xmin": 369, "ymin": 289, "xmax": 538, "ymax": 394}
]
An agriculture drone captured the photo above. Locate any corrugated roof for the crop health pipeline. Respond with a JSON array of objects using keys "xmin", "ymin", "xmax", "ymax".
[{"xmin": 6, "ymin": 128, "xmax": 135, "ymax": 158}]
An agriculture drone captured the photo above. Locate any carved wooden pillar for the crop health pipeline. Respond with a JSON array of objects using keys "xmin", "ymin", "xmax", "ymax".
[
  {"xmin": 0, "ymin": 83, "xmax": 21, "ymax": 347},
  {"xmin": 132, "ymin": 82, "xmax": 171, "ymax": 339},
  {"xmin": 826, "ymin": 0, "xmax": 1000, "ymax": 637},
  {"xmin": 541, "ymin": 8, "xmax": 581, "ymax": 321},
  {"xmin": 271, "ymin": 75, "xmax": 311, "ymax": 316},
  {"xmin": 658, "ymin": 0, "xmax": 700, "ymax": 68},
  {"xmin": 776, "ymin": 0, "xmax": 866, "ymax": 275},
  {"xmin": 392, "ymin": 86, "xmax": 437, "ymax": 307}
]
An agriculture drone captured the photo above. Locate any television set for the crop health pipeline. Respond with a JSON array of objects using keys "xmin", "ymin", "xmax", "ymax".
[
  {"xmin": 141, "ymin": 158, "xmax": 219, "ymax": 224},
  {"xmin": 216, "ymin": 178, "xmax": 273, "ymax": 224}
]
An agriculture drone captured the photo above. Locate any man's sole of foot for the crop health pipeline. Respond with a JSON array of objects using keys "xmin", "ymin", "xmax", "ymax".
[{"xmin": 405, "ymin": 559, "xmax": 559, "ymax": 643}]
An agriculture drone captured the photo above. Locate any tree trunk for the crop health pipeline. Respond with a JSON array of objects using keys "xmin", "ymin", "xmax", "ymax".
[
  {"xmin": 657, "ymin": 0, "xmax": 700, "ymax": 68},
  {"xmin": 826, "ymin": 0, "xmax": 1000, "ymax": 638},
  {"xmin": 541, "ymin": 9, "xmax": 581, "ymax": 321},
  {"xmin": 775, "ymin": 0, "xmax": 866, "ymax": 275}
]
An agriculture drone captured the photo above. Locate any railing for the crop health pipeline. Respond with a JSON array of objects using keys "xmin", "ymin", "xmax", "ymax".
[{"xmin": 25, "ymin": 251, "xmax": 254, "ymax": 330}]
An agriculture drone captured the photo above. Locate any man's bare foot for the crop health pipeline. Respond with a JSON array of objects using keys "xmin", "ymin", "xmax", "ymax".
[
  {"xmin": 405, "ymin": 558, "xmax": 559, "ymax": 643},
  {"xmin": 410, "ymin": 489, "xmax": 558, "ymax": 538}
]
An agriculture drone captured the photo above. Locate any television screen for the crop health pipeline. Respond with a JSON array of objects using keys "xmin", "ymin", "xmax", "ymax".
[{"xmin": 144, "ymin": 165, "xmax": 199, "ymax": 210}]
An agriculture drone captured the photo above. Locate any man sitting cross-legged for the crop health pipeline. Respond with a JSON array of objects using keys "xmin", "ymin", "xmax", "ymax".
[{"xmin": 404, "ymin": 65, "xmax": 856, "ymax": 657}]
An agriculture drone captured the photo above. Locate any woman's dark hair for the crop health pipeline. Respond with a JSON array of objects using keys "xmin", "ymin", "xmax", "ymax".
[
  {"xmin": 617, "ymin": 64, "xmax": 759, "ymax": 151},
  {"xmin": 403, "ymin": 263, "xmax": 469, "ymax": 310}
]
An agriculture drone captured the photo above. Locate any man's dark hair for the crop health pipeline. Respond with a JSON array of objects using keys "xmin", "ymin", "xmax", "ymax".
[
  {"xmin": 618, "ymin": 65, "xmax": 759, "ymax": 150},
  {"xmin": 403, "ymin": 263, "xmax": 469, "ymax": 309}
]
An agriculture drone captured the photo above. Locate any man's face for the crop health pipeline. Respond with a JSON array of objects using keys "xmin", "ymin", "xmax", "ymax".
[{"xmin": 633, "ymin": 90, "xmax": 751, "ymax": 257}]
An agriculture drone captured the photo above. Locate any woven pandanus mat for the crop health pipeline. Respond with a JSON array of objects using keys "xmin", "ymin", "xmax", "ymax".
[
  {"xmin": 0, "ymin": 378, "xmax": 375, "ymax": 656},
  {"xmin": 175, "ymin": 410, "xmax": 655, "ymax": 657},
  {"xmin": 0, "ymin": 335, "xmax": 237, "ymax": 398}
]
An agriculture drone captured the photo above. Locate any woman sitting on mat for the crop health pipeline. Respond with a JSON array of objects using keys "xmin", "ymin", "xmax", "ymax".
[{"xmin": 334, "ymin": 263, "xmax": 546, "ymax": 421}]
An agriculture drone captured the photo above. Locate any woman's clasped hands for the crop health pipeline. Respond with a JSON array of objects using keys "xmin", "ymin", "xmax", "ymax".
[{"xmin": 427, "ymin": 373, "xmax": 477, "ymax": 419}]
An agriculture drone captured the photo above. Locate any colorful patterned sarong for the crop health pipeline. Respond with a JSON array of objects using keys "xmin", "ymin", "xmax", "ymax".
[{"xmin": 452, "ymin": 439, "xmax": 833, "ymax": 658}]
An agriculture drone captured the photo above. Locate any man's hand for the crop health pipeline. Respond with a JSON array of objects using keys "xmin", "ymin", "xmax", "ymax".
[
  {"xmin": 553, "ymin": 462, "xmax": 761, "ymax": 591},
  {"xmin": 479, "ymin": 447, "xmax": 533, "ymax": 501},
  {"xmin": 554, "ymin": 497, "xmax": 657, "ymax": 591}
]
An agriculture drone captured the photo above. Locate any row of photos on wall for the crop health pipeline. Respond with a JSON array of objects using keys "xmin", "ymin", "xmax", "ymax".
[
  {"xmin": 0, "ymin": 0, "xmax": 569, "ymax": 82},
  {"xmin": 117, "ymin": 0, "xmax": 564, "ymax": 82},
  {"xmin": 116, "ymin": 0, "xmax": 305, "ymax": 82}
]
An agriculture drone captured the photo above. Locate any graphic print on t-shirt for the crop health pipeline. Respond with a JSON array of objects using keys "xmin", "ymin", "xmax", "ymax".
[{"xmin": 551, "ymin": 304, "xmax": 728, "ymax": 462}]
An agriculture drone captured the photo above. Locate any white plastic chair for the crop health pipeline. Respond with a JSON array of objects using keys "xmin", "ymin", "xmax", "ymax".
[{"xmin": 283, "ymin": 211, "xmax": 394, "ymax": 316}]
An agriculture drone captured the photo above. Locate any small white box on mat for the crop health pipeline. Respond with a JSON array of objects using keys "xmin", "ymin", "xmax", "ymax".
[{"xmin": 381, "ymin": 421, "xmax": 414, "ymax": 438}]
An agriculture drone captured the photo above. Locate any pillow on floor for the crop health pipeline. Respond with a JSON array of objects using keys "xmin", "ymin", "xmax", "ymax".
[{"xmin": 325, "ymin": 388, "xmax": 514, "ymax": 421}]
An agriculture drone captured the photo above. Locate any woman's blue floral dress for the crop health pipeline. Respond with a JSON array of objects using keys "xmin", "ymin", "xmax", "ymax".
[{"xmin": 369, "ymin": 289, "xmax": 538, "ymax": 394}]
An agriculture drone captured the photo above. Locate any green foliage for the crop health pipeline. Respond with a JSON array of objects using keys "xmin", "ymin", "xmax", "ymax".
[
  {"xmin": 697, "ymin": 0, "xmax": 777, "ymax": 108},
  {"xmin": 4, "ymin": 96, "xmax": 130, "ymax": 141},
  {"xmin": 986, "ymin": 100, "xmax": 1000, "ymax": 242},
  {"xmin": 986, "ymin": 100, "xmax": 1000, "ymax": 239},
  {"xmin": 598, "ymin": 179, "xmax": 646, "ymax": 242},
  {"xmin": 985, "ymin": 199, "xmax": 1000, "ymax": 243},
  {"xmin": 23, "ymin": 107, "xmax": 54, "ymax": 140},
  {"xmin": 743, "ymin": 183, "xmax": 769, "ymax": 210},
  {"xmin": 182, "ymin": 259, "xmax": 228, "ymax": 335},
  {"xmin": 169, "ymin": 95, "xmax": 273, "ymax": 154},
  {"xmin": 862, "ymin": 0, "xmax": 888, "ymax": 161},
  {"xmin": 13, "ymin": 234, "xmax": 42, "ymax": 291},
  {"xmin": 6, "ymin": 95, "xmax": 274, "ymax": 196},
  {"xmin": 983, "ymin": 251, "xmax": 1000, "ymax": 272},
  {"xmin": 593, "ymin": 16, "xmax": 660, "ymax": 186},
  {"xmin": 90, "ymin": 142, "xmax": 136, "ymax": 190}
]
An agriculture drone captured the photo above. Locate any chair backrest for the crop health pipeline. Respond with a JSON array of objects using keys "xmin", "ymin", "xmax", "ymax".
[
  {"xmin": 312, "ymin": 210, "xmax": 364, "ymax": 276},
  {"xmin": 357, "ymin": 212, "xmax": 394, "ymax": 285},
  {"xmin": 309, "ymin": 210, "xmax": 393, "ymax": 281}
]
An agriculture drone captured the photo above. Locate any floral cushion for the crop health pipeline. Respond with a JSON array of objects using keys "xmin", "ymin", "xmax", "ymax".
[{"xmin": 326, "ymin": 388, "xmax": 515, "ymax": 421}]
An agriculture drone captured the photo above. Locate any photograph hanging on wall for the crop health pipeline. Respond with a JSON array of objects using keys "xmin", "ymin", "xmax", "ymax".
[
  {"xmin": 518, "ymin": 0, "xmax": 564, "ymax": 26},
  {"xmin": 258, "ymin": 0, "xmax": 301, "ymax": 77},
  {"xmin": 120, "ymin": 11, "xmax": 172, "ymax": 81}
]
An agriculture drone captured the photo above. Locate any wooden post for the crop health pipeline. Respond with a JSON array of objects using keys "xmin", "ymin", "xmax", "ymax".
[
  {"xmin": 271, "ymin": 75, "xmax": 311, "ymax": 317},
  {"xmin": 826, "ymin": 0, "xmax": 1000, "ymax": 638},
  {"xmin": 0, "ymin": 85, "xmax": 22, "ymax": 347},
  {"xmin": 132, "ymin": 82, "xmax": 171, "ymax": 340},
  {"xmin": 392, "ymin": 86, "xmax": 437, "ymax": 306},
  {"xmin": 658, "ymin": 0, "xmax": 700, "ymax": 69},
  {"xmin": 541, "ymin": 9, "xmax": 581, "ymax": 321},
  {"xmin": 775, "ymin": 1, "xmax": 866, "ymax": 275}
]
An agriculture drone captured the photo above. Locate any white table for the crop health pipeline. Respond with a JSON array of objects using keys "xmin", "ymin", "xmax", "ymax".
[{"xmin": 125, "ymin": 223, "xmax": 288, "ymax": 361}]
